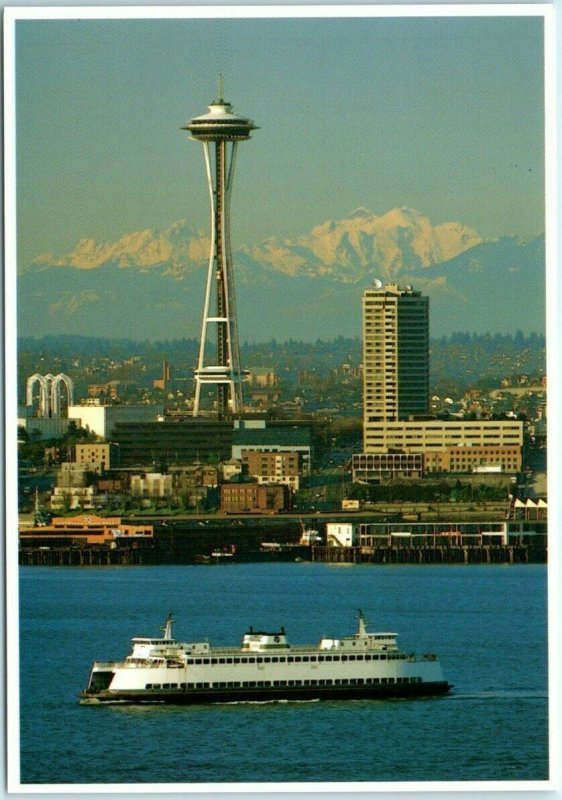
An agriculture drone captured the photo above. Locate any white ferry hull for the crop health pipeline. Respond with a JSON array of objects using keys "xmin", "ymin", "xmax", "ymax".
[{"xmin": 81, "ymin": 680, "xmax": 450, "ymax": 704}]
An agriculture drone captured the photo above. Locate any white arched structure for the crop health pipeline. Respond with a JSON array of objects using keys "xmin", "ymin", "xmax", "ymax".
[
  {"xmin": 26, "ymin": 374, "xmax": 50, "ymax": 417},
  {"xmin": 51, "ymin": 373, "xmax": 74, "ymax": 417},
  {"xmin": 26, "ymin": 372, "xmax": 74, "ymax": 418}
]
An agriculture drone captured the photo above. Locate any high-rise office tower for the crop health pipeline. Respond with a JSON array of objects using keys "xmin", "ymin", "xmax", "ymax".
[
  {"xmin": 183, "ymin": 82, "xmax": 257, "ymax": 418},
  {"xmin": 362, "ymin": 282, "xmax": 429, "ymax": 428}
]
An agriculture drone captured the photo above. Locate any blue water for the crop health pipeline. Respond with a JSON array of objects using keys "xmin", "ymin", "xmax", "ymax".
[{"xmin": 18, "ymin": 563, "xmax": 548, "ymax": 785}]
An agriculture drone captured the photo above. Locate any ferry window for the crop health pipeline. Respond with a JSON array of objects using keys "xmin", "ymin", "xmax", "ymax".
[
  {"xmin": 257, "ymin": 681, "xmax": 265, "ymax": 687},
  {"xmin": 241, "ymin": 658, "xmax": 248, "ymax": 664},
  {"xmin": 380, "ymin": 655, "xmax": 387, "ymax": 660},
  {"xmin": 203, "ymin": 683, "xmax": 210, "ymax": 688},
  {"xmin": 397, "ymin": 678, "xmax": 403, "ymax": 683},
  {"xmin": 288, "ymin": 657, "xmax": 294, "ymax": 663},
  {"xmin": 233, "ymin": 658, "xmax": 240, "ymax": 664},
  {"xmin": 357, "ymin": 679, "xmax": 364, "ymax": 685},
  {"xmin": 257, "ymin": 657, "xmax": 263, "ymax": 664},
  {"xmin": 288, "ymin": 680, "xmax": 295, "ymax": 686},
  {"xmin": 271, "ymin": 657, "xmax": 278, "ymax": 663},
  {"xmin": 417, "ymin": 677, "xmax": 422, "ymax": 683},
  {"xmin": 227, "ymin": 682, "xmax": 236, "ymax": 688},
  {"xmin": 242, "ymin": 682, "xmax": 249, "ymax": 688},
  {"xmin": 373, "ymin": 678, "xmax": 380, "ymax": 684},
  {"xmin": 219, "ymin": 658, "xmax": 226, "ymax": 664},
  {"xmin": 335, "ymin": 679, "xmax": 341, "ymax": 685},
  {"xmin": 170, "ymin": 683, "xmax": 178, "ymax": 689},
  {"xmin": 389, "ymin": 678, "xmax": 395, "ymax": 684},
  {"xmin": 280, "ymin": 681, "xmax": 287, "ymax": 687},
  {"xmin": 195, "ymin": 660, "xmax": 202, "ymax": 665},
  {"xmin": 263, "ymin": 657, "xmax": 271, "ymax": 663},
  {"xmin": 318, "ymin": 679, "xmax": 325, "ymax": 686},
  {"xmin": 226, "ymin": 658, "xmax": 233, "ymax": 664},
  {"xmin": 318, "ymin": 656, "xmax": 324, "ymax": 662},
  {"xmin": 153, "ymin": 683, "xmax": 161, "ymax": 689},
  {"xmin": 373, "ymin": 655, "xmax": 379, "ymax": 660},
  {"xmin": 341, "ymin": 656, "xmax": 348, "ymax": 662},
  {"xmin": 180, "ymin": 683, "xmax": 186, "ymax": 688},
  {"xmin": 273, "ymin": 681, "xmax": 280, "ymax": 687},
  {"xmin": 356, "ymin": 655, "xmax": 364, "ymax": 661},
  {"xmin": 326, "ymin": 680, "xmax": 333, "ymax": 686},
  {"xmin": 294, "ymin": 657, "xmax": 302, "ymax": 662},
  {"xmin": 279, "ymin": 657, "xmax": 286, "ymax": 663},
  {"xmin": 348, "ymin": 655, "xmax": 356, "ymax": 661},
  {"xmin": 365, "ymin": 655, "xmax": 371, "ymax": 661},
  {"xmin": 302, "ymin": 656, "xmax": 309, "ymax": 662},
  {"xmin": 145, "ymin": 683, "xmax": 152, "ymax": 689},
  {"xmin": 249, "ymin": 681, "xmax": 256, "ymax": 688},
  {"xmin": 381, "ymin": 678, "xmax": 388, "ymax": 684},
  {"xmin": 309, "ymin": 656, "xmax": 317, "ymax": 662},
  {"xmin": 187, "ymin": 660, "xmax": 193, "ymax": 665},
  {"xmin": 304, "ymin": 680, "xmax": 310, "ymax": 686}
]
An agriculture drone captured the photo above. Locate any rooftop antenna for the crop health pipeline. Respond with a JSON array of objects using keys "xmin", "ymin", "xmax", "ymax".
[{"xmin": 217, "ymin": 73, "xmax": 224, "ymax": 102}]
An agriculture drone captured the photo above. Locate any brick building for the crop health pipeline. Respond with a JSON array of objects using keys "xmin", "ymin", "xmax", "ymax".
[{"xmin": 220, "ymin": 482, "xmax": 289, "ymax": 514}]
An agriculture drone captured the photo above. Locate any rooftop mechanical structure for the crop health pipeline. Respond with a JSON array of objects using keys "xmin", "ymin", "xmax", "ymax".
[{"xmin": 183, "ymin": 81, "xmax": 258, "ymax": 418}]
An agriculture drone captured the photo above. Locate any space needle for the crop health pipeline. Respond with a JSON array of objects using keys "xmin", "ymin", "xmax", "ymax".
[{"xmin": 183, "ymin": 79, "xmax": 258, "ymax": 418}]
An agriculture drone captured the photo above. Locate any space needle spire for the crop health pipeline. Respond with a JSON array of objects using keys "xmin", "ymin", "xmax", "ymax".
[{"xmin": 183, "ymin": 82, "xmax": 258, "ymax": 418}]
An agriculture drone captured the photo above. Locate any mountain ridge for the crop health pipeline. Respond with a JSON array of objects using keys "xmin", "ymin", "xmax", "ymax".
[{"xmin": 18, "ymin": 207, "xmax": 545, "ymax": 340}]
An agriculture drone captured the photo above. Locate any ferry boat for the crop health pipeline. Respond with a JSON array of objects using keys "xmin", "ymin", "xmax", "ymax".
[{"xmin": 79, "ymin": 611, "xmax": 451, "ymax": 705}]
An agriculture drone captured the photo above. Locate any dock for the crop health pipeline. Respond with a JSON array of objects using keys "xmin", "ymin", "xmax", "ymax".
[{"xmin": 311, "ymin": 544, "xmax": 544, "ymax": 565}]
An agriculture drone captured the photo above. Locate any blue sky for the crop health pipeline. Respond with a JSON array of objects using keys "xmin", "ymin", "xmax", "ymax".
[{"xmin": 15, "ymin": 12, "xmax": 545, "ymax": 268}]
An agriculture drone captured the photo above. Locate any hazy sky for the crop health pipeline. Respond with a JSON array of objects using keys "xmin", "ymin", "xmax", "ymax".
[{"xmin": 14, "ymin": 11, "xmax": 545, "ymax": 268}]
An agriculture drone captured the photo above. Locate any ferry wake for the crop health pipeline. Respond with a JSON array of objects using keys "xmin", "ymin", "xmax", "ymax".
[{"xmin": 80, "ymin": 611, "xmax": 451, "ymax": 705}]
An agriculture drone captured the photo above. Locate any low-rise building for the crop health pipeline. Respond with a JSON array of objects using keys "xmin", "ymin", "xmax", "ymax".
[
  {"xmin": 357, "ymin": 418, "xmax": 523, "ymax": 477},
  {"xmin": 220, "ymin": 482, "xmax": 289, "ymax": 514},
  {"xmin": 423, "ymin": 444, "xmax": 521, "ymax": 474},
  {"xmin": 50, "ymin": 486, "xmax": 95, "ymax": 511},
  {"xmin": 131, "ymin": 472, "xmax": 173, "ymax": 499},
  {"xmin": 326, "ymin": 522, "xmax": 359, "ymax": 547},
  {"xmin": 17, "ymin": 416, "xmax": 71, "ymax": 440},
  {"xmin": 68, "ymin": 403, "xmax": 164, "ymax": 439},
  {"xmin": 73, "ymin": 442, "xmax": 119, "ymax": 471},
  {"xmin": 19, "ymin": 514, "xmax": 153, "ymax": 547},
  {"xmin": 56, "ymin": 462, "xmax": 95, "ymax": 488},
  {"xmin": 232, "ymin": 421, "xmax": 312, "ymax": 474},
  {"xmin": 363, "ymin": 418, "xmax": 523, "ymax": 454},
  {"xmin": 112, "ymin": 419, "xmax": 232, "ymax": 466},
  {"xmin": 325, "ymin": 520, "xmax": 547, "ymax": 549},
  {"xmin": 352, "ymin": 452, "xmax": 424, "ymax": 482},
  {"xmin": 242, "ymin": 450, "xmax": 301, "ymax": 491},
  {"xmin": 221, "ymin": 459, "xmax": 244, "ymax": 481}
]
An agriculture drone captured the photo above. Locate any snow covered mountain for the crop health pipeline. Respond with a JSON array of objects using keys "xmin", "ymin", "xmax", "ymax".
[{"xmin": 18, "ymin": 208, "xmax": 544, "ymax": 341}]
